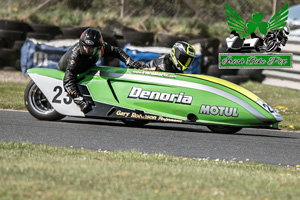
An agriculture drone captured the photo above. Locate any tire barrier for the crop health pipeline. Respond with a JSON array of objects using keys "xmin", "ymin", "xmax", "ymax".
[
  {"xmin": 0, "ymin": 20, "xmax": 32, "ymax": 32},
  {"xmin": 156, "ymin": 33, "xmax": 186, "ymax": 47},
  {"xmin": 0, "ymin": 21, "xmax": 90, "ymax": 71},
  {"xmin": 0, "ymin": 20, "xmax": 229, "ymax": 77},
  {"xmin": 0, "ymin": 20, "xmax": 30, "ymax": 70},
  {"xmin": 58, "ymin": 26, "xmax": 89, "ymax": 39},
  {"xmin": 123, "ymin": 30, "xmax": 154, "ymax": 46}
]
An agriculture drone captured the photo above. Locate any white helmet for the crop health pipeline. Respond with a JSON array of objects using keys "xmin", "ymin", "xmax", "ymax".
[{"xmin": 283, "ymin": 26, "xmax": 290, "ymax": 36}]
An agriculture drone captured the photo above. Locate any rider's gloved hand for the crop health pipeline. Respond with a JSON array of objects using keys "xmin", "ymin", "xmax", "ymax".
[
  {"xmin": 126, "ymin": 58, "xmax": 142, "ymax": 69},
  {"xmin": 73, "ymin": 96, "xmax": 92, "ymax": 114}
]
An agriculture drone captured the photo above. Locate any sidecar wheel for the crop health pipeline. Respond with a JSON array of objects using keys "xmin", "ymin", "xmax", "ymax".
[
  {"xmin": 24, "ymin": 80, "xmax": 65, "ymax": 121},
  {"xmin": 207, "ymin": 125, "xmax": 242, "ymax": 134}
]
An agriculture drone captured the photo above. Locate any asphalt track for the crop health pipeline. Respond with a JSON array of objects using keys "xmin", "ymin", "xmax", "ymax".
[{"xmin": 1, "ymin": 109, "xmax": 299, "ymax": 166}]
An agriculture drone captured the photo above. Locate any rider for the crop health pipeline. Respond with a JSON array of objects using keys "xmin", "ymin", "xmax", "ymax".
[
  {"xmin": 58, "ymin": 27, "xmax": 141, "ymax": 114},
  {"xmin": 263, "ymin": 26, "xmax": 289, "ymax": 52},
  {"xmin": 138, "ymin": 41, "xmax": 196, "ymax": 73}
]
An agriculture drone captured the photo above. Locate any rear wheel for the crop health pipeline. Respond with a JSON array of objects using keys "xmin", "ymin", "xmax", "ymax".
[
  {"xmin": 24, "ymin": 80, "xmax": 65, "ymax": 121},
  {"xmin": 207, "ymin": 125, "xmax": 242, "ymax": 134}
]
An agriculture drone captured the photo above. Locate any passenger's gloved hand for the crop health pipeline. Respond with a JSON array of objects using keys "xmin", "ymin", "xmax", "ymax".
[
  {"xmin": 73, "ymin": 96, "xmax": 92, "ymax": 114},
  {"xmin": 126, "ymin": 58, "xmax": 142, "ymax": 69}
]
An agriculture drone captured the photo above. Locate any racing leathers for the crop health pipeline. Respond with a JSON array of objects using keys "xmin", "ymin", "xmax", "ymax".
[
  {"xmin": 58, "ymin": 41, "xmax": 140, "ymax": 113},
  {"xmin": 138, "ymin": 54, "xmax": 183, "ymax": 73}
]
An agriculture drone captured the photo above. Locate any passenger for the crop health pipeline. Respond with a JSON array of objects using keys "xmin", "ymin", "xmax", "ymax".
[{"xmin": 138, "ymin": 41, "xmax": 196, "ymax": 73}]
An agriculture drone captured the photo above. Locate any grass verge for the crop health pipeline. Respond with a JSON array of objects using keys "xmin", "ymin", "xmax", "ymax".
[
  {"xmin": 0, "ymin": 81, "xmax": 28, "ymax": 110},
  {"xmin": 1, "ymin": 142, "xmax": 300, "ymax": 200}
]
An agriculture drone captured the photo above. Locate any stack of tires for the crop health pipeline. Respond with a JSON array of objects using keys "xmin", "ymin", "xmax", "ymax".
[
  {"xmin": 0, "ymin": 20, "xmax": 64, "ymax": 71},
  {"xmin": 0, "ymin": 20, "xmax": 32, "ymax": 70},
  {"xmin": 156, "ymin": 33, "xmax": 186, "ymax": 47},
  {"xmin": 55, "ymin": 26, "xmax": 87, "ymax": 39},
  {"xmin": 101, "ymin": 25, "xmax": 155, "ymax": 67},
  {"xmin": 28, "ymin": 24, "xmax": 62, "ymax": 40}
]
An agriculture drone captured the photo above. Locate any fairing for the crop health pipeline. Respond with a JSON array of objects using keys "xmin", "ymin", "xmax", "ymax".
[{"xmin": 27, "ymin": 66, "xmax": 283, "ymax": 128}]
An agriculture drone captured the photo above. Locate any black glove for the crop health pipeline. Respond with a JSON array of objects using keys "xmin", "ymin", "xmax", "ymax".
[
  {"xmin": 126, "ymin": 59, "xmax": 142, "ymax": 69},
  {"xmin": 73, "ymin": 96, "xmax": 92, "ymax": 114}
]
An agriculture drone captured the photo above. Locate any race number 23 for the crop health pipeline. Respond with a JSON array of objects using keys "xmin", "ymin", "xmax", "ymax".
[{"xmin": 52, "ymin": 86, "xmax": 72, "ymax": 104}]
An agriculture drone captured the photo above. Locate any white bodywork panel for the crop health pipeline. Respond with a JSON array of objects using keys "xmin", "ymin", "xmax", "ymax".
[{"xmin": 29, "ymin": 73, "xmax": 84, "ymax": 117}]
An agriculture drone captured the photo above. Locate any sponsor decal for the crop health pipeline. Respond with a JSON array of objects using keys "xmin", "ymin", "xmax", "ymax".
[
  {"xmin": 128, "ymin": 87, "xmax": 193, "ymax": 105},
  {"xmin": 199, "ymin": 104, "xmax": 239, "ymax": 117},
  {"xmin": 115, "ymin": 110, "xmax": 182, "ymax": 122},
  {"xmin": 132, "ymin": 70, "xmax": 176, "ymax": 78},
  {"xmin": 131, "ymin": 112, "xmax": 157, "ymax": 120},
  {"xmin": 131, "ymin": 112, "xmax": 182, "ymax": 122},
  {"xmin": 116, "ymin": 110, "xmax": 156, "ymax": 119},
  {"xmin": 116, "ymin": 110, "xmax": 131, "ymax": 117},
  {"xmin": 85, "ymin": 40, "xmax": 94, "ymax": 45},
  {"xmin": 157, "ymin": 116, "xmax": 182, "ymax": 123}
]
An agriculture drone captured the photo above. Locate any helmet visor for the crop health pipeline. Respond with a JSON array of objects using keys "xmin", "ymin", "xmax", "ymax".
[
  {"xmin": 177, "ymin": 53, "xmax": 194, "ymax": 71},
  {"xmin": 82, "ymin": 45, "xmax": 98, "ymax": 55}
]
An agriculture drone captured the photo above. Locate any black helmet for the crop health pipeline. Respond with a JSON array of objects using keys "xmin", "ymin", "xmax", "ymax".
[
  {"xmin": 170, "ymin": 41, "xmax": 195, "ymax": 71},
  {"xmin": 79, "ymin": 28, "xmax": 103, "ymax": 56}
]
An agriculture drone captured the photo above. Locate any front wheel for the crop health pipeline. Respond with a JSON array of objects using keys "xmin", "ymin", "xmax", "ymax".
[
  {"xmin": 207, "ymin": 125, "xmax": 242, "ymax": 134},
  {"xmin": 24, "ymin": 80, "xmax": 65, "ymax": 121}
]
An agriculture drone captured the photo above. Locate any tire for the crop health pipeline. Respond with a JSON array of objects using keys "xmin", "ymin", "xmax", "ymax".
[
  {"xmin": 123, "ymin": 30, "xmax": 154, "ymax": 46},
  {"xmin": 207, "ymin": 125, "xmax": 242, "ymax": 134},
  {"xmin": 24, "ymin": 80, "xmax": 65, "ymax": 121},
  {"xmin": 122, "ymin": 119, "xmax": 149, "ymax": 127},
  {"xmin": 26, "ymin": 32, "xmax": 53, "ymax": 40},
  {"xmin": 54, "ymin": 35, "xmax": 78, "ymax": 39},
  {"xmin": 0, "ymin": 48, "xmax": 20, "ymax": 67},
  {"xmin": 156, "ymin": 33, "xmax": 186, "ymax": 47},
  {"xmin": 0, "ymin": 30, "xmax": 25, "ymax": 48},
  {"xmin": 14, "ymin": 59, "xmax": 21, "ymax": 71},
  {"xmin": 102, "ymin": 32, "xmax": 117, "ymax": 46},
  {"xmin": 61, "ymin": 27, "xmax": 89, "ymax": 38},
  {"xmin": 30, "ymin": 24, "xmax": 62, "ymax": 36},
  {"xmin": 12, "ymin": 40, "xmax": 25, "ymax": 50},
  {"xmin": 0, "ymin": 20, "xmax": 32, "ymax": 32},
  {"xmin": 116, "ymin": 39, "xmax": 128, "ymax": 48},
  {"xmin": 102, "ymin": 25, "xmax": 123, "ymax": 39}
]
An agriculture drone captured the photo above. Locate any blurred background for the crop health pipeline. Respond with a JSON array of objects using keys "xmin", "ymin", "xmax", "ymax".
[
  {"xmin": 0, "ymin": 0, "xmax": 300, "ymax": 87},
  {"xmin": 1, "ymin": 0, "xmax": 293, "ymax": 39}
]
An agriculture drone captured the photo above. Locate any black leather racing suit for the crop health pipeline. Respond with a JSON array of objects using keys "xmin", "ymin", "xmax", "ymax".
[
  {"xmin": 139, "ymin": 54, "xmax": 183, "ymax": 73},
  {"xmin": 58, "ymin": 41, "xmax": 132, "ymax": 98}
]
